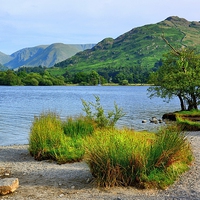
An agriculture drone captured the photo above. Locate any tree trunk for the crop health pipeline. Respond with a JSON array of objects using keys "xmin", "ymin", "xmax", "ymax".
[
  {"xmin": 178, "ymin": 94, "xmax": 186, "ymax": 111},
  {"xmin": 191, "ymin": 93, "xmax": 198, "ymax": 110}
]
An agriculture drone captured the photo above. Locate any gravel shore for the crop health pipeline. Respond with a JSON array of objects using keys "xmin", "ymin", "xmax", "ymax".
[{"xmin": 0, "ymin": 131, "xmax": 200, "ymax": 200}]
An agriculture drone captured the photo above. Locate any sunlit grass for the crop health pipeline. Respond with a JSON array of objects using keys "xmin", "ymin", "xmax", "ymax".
[
  {"xmin": 175, "ymin": 110, "xmax": 200, "ymax": 131},
  {"xmin": 84, "ymin": 126, "xmax": 193, "ymax": 189},
  {"xmin": 28, "ymin": 97, "xmax": 194, "ymax": 189},
  {"xmin": 29, "ymin": 112, "xmax": 95, "ymax": 163}
]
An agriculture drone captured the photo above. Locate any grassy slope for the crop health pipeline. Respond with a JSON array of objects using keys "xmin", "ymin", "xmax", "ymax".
[{"xmin": 53, "ymin": 16, "xmax": 200, "ymax": 74}]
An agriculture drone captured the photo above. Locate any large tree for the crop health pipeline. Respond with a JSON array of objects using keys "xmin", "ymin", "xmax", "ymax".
[{"xmin": 148, "ymin": 47, "xmax": 200, "ymax": 111}]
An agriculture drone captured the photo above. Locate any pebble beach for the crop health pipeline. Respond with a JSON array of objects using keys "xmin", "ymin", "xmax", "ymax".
[{"xmin": 0, "ymin": 131, "xmax": 200, "ymax": 200}]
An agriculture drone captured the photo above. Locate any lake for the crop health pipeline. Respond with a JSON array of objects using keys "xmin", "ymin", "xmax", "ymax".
[{"xmin": 0, "ymin": 86, "xmax": 180, "ymax": 146}]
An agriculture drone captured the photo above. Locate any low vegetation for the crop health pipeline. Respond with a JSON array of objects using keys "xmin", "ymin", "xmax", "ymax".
[
  {"xmin": 29, "ymin": 96, "xmax": 125, "ymax": 163},
  {"xmin": 28, "ymin": 97, "xmax": 194, "ymax": 189},
  {"xmin": 85, "ymin": 125, "xmax": 193, "ymax": 189},
  {"xmin": 81, "ymin": 95, "xmax": 125, "ymax": 128},
  {"xmin": 175, "ymin": 110, "xmax": 200, "ymax": 131}
]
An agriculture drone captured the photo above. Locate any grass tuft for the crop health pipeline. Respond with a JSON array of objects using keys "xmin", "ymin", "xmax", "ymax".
[
  {"xmin": 29, "ymin": 112, "xmax": 94, "ymax": 163},
  {"xmin": 84, "ymin": 125, "xmax": 193, "ymax": 189}
]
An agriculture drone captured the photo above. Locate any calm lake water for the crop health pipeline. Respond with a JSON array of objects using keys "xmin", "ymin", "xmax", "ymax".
[{"xmin": 0, "ymin": 86, "xmax": 180, "ymax": 146}]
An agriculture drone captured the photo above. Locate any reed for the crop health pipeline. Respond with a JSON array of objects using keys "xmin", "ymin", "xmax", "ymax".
[
  {"xmin": 143, "ymin": 125, "xmax": 193, "ymax": 189},
  {"xmin": 62, "ymin": 115, "xmax": 95, "ymax": 138},
  {"xmin": 29, "ymin": 112, "xmax": 92, "ymax": 163},
  {"xmin": 84, "ymin": 126, "xmax": 193, "ymax": 189}
]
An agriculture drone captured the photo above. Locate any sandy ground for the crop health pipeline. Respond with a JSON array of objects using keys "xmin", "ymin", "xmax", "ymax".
[{"xmin": 0, "ymin": 131, "xmax": 200, "ymax": 200}]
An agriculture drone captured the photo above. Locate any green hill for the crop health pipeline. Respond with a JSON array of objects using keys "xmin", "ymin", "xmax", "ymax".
[
  {"xmin": 54, "ymin": 16, "xmax": 200, "ymax": 73},
  {"xmin": 1, "ymin": 43, "xmax": 95, "ymax": 69}
]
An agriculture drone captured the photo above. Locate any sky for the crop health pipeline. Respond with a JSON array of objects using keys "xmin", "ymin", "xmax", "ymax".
[{"xmin": 0, "ymin": 0, "xmax": 199, "ymax": 55}]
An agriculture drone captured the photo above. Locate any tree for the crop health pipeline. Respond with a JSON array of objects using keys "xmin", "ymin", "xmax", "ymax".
[
  {"xmin": 87, "ymin": 70, "xmax": 99, "ymax": 85},
  {"xmin": 3, "ymin": 70, "xmax": 22, "ymax": 85},
  {"xmin": 148, "ymin": 47, "xmax": 200, "ymax": 111},
  {"xmin": 73, "ymin": 72, "xmax": 88, "ymax": 84}
]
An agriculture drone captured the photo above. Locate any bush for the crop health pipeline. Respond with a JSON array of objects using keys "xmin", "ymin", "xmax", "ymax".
[
  {"xmin": 84, "ymin": 126, "xmax": 193, "ymax": 189},
  {"xmin": 62, "ymin": 116, "xmax": 95, "ymax": 138},
  {"xmin": 143, "ymin": 125, "xmax": 193, "ymax": 189},
  {"xmin": 81, "ymin": 95, "xmax": 125, "ymax": 128},
  {"xmin": 29, "ymin": 112, "xmax": 88, "ymax": 163},
  {"xmin": 84, "ymin": 128, "xmax": 154, "ymax": 187}
]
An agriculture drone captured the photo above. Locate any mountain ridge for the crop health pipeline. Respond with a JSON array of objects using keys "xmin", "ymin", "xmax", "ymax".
[
  {"xmin": 54, "ymin": 16, "xmax": 200, "ymax": 73},
  {"xmin": 1, "ymin": 16, "xmax": 200, "ymax": 72},
  {"xmin": 0, "ymin": 43, "xmax": 95, "ymax": 69}
]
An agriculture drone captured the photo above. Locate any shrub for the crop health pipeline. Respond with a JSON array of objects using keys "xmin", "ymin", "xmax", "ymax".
[
  {"xmin": 84, "ymin": 126, "xmax": 193, "ymax": 189},
  {"xmin": 143, "ymin": 125, "xmax": 193, "ymax": 189},
  {"xmin": 29, "ymin": 112, "xmax": 87, "ymax": 163},
  {"xmin": 62, "ymin": 116, "xmax": 95, "ymax": 138},
  {"xmin": 29, "ymin": 112, "xmax": 65, "ymax": 161},
  {"xmin": 81, "ymin": 95, "xmax": 125, "ymax": 128},
  {"xmin": 84, "ymin": 128, "xmax": 155, "ymax": 187}
]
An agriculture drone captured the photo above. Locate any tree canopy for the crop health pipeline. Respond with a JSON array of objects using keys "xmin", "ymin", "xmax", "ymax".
[{"xmin": 148, "ymin": 47, "xmax": 200, "ymax": 111}]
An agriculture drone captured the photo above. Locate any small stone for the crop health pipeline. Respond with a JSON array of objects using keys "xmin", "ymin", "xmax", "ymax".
[
  {"xmin": 0, "ymin": 178, "xmax": 19, "ymax": 195},
  {"xmin": 59, "ymin": 194, "xmax": 64, "ymax": 197},
  {"xmin": 71, "ymin": 185, "xmax": 75, "ymax": 189}
]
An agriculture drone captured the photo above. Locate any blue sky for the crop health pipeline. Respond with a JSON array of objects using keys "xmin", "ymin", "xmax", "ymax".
[{"xmin": 0, "ymin": 0, "xmax": 199, "ymax": 54}]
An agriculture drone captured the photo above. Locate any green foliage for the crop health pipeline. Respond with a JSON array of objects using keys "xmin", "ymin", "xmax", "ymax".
[
  {"xmin": 0, "ymin": 67, "xmax": 66, "ymax": 86},
  {"xmin": 28, "ymin": 98, "xmax": 193, "ymax": 189},
  {"xmin": 54, "ymin": 17, "xmax": 200, "ymax": 80},
  {"xmin": 148, "ymin": 47, "xmax": 200, "ymax": 110},
  {"xmin": 62, "ymin": 116, "xmax": 95, "ymax": 138},
  {"xmin": 29, "ymin": 112, "xmax": 87, "ymax": 163},
  {"xmin": 29, "ymin": 112, "xmax": 66, "ymax": 161},
  {"xmin": 0, "ymin": 70, "xmax": 22, "ymax": 85},
  {"xmin": 174, "ymin": 110, "xmax": 200, "ymax": 131},
  {"xmin": 81, "ymin": 95, "xmax": 125, "ymax": 128},
  {"xmin": 84, "ymin": 126, "xmax": 193, "ymax": 189}
]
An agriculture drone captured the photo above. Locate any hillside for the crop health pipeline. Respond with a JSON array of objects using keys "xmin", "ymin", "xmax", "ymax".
[
  {"xmin": 1, "ymin": 43, "xmax": 95, "ymax": 69},
  {"xmin": 54, "ymin": 16, "xmax": 200, "ymax": 73},
  {"xmin": 0, "ymin": 52, "xmax": 12, "ymax": 65}
]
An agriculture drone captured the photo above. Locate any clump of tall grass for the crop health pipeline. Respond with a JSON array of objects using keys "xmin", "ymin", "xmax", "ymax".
[
  {"xmin": 29, "ymin": 112, "xmax": 93, "ymax": 163},
  {"xmin": 29, "ymin": 96, "xmax": 125, "ymax": 164},
  {"xmin": 84, "ymin": 125, "xmax": 193, "ymax": 189},
  {"xmin": 62, "ymin": 115, "xmax": 95, "ymax": 138},
  {"xmin": 84, "ymin": 128, "xmax": 154, "ymax": 187},
  {"xmin": 143, "ymin": 125, "xmax": 193, "ymax": 189}
]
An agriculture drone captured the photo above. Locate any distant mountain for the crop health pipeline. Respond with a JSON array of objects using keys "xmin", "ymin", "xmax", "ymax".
[
  {"xmin": 0, "ymin": 63, "xmax": 8, "ymax": 71},
  {"xmin": 54, "ymin": 16, "xmax": 200, "ymax": 72},
  {"xmin": 0, "ymin": 51, "xmax": 12, "ymax": 64},
  {"xmin": 0, "ymin": 43, "xmax": 95, "ymax": 69}
]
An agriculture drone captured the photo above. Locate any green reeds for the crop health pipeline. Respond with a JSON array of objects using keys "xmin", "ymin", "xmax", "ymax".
[
  {"xmin": 84, "ymin": 126, "xmax": 193, "ymax": 189},
  {"xmin": 143, "ymin": 125, "xmax": 193, "ymax": 189},
  {"xmin": 62, "ymin": 116, "xmax": 95, "ymax": 138},
  {"xmin": 29, "ymin": 112, "xmax": 66, "ymax": 161},
  {"xmin": 84, "ymin": 128, "xmax": 155, "ymax": 187},
  {"xmin": 29, "ymin": 112, "xmax": 95, "ymax": 163}
]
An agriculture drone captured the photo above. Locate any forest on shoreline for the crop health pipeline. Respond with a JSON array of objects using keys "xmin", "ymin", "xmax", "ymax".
[{"xmin": 0, "ymin": 64, "xmax": 156, "ymax": 86}]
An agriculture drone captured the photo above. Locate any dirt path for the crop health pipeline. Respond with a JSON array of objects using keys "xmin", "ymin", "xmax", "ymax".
[{"xmin": 0, "ymin": 132, "xmax": 200, "ymax": 200}]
